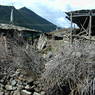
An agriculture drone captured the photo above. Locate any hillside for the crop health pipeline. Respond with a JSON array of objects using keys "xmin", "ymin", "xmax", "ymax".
[{"xmin": 0, "ymin": 5, "xmax": 57, "ymax": 32}]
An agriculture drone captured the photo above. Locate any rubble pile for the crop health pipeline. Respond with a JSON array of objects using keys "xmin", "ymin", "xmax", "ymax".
[
  {"xmin": 0, "ymin": 36, "xmax": 45, "ymax": 95},
  {"xmin": 0, "ymin": 68, "xmax": 45, "ymax": 95},
  {"xmin": 0, "ymin": 36, "xmax": 45, "ymax": 76}
]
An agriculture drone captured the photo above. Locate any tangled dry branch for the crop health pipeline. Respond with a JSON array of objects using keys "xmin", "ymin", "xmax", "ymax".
[{"xmin": 38, "ymin": 38, "xmax": 95, "ymax": 95}]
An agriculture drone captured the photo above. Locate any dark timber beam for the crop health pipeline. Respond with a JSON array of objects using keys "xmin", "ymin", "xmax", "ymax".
[{"xmin": 68, "ymin": 12, "xmax": 95, "ymax": 17}]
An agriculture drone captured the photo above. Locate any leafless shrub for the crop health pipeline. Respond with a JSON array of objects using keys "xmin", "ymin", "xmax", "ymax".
[
  {"xmin": 38, "ymin": 38, "xmax": 95, "ymax": 95},
  {"xmin": 0, "ymin": 36, "xmax": 45, "ymax": 79}
]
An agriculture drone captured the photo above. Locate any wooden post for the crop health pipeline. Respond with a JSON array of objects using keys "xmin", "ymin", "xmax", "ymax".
[
  {"xmin": 10, "ymin": 8, "xmax": 14, "ymax": 24},
  {"xmin": 89, "ymin": 11, "xmax": 92, "ymax": 42},
  {"xmin": 32, "ymin": 34, "xmax": 34, "ymax": 45},
  {"xmin": 70, "ymin": 12, "xmax": 73, "ymax": 44}
]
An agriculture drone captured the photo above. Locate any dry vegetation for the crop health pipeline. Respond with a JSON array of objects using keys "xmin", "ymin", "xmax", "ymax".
[
  {"xmin": 0, "ymin": 30, "xmax": 95, "ymax": 95},
  {"xmin": 38, "ymin": 38, "xmax": 95, "ymax": 95},
  {"xmin": 0, "ymin": 35, "xmax": 45, "ymax": 80}
]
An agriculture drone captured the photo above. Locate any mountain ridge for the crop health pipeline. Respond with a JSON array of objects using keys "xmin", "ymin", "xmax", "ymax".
[{"xmin": 0, "ymin": 5, "xmax": 57, "ymax": 32}]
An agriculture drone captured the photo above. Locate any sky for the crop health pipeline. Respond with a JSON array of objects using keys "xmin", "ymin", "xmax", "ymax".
[{"xmin": 1, "ymin": 0, "xmax": 95, "ymax": 28}]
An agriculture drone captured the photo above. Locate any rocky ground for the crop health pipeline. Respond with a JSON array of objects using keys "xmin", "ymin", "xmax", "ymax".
[
  {"xmin": 0, "ymin": 36, "xmax": 45, "ymax": 95},
  {"xmin": 0, "ymin": 68, "xmax": 45, "ymax": 95}
]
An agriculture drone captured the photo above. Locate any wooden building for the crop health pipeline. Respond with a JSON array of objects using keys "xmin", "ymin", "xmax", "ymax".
[
  {"xmin": 0, "ymin": 24, "xmax": 41, "ymax": 45},
  {"xmin": 65, "ymin": 9, "xmax": 95, "ymax": 42}
]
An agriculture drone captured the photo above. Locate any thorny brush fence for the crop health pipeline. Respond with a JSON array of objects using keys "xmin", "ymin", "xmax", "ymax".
[{"xmin": 38, "ymin": 38, "xmax": 95, "ymax": 95}]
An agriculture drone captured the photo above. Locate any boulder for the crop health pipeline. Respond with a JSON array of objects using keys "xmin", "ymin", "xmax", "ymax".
[
  {"xmin": 40, "ymin": 91, "xmax": 45, "ymax": 95},
  {"xmin": 21, "ymin": 90, "xmax": 32, "ymax": 95},
  {"xmin": 0, "ymin": 83, "xmax": 4, "ymax": 90},
  {"xmin": 0, "ymin": 92, "xmax": 4, "ymax": 95},
  {"xmin": 11, "ymin": 80, "xmax": 17, "ymax": 86},
  {"xmin": 5, "ymin": 85, "xmax": 13, "ymax": 91},
  {"xmin": 33, "ymin": 92, "xmax": 41, "ymax": 95},
  {"xmin": 13, "ymin": 90, "xmax": 21, "ymax": 95}
]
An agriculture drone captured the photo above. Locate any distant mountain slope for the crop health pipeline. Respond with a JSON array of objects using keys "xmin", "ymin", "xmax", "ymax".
[{"xmin": 0, "ymin": 5, "xmax": 57, "ymax": 32}]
